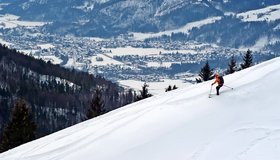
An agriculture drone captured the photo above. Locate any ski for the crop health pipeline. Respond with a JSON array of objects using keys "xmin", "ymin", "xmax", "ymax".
[{"xmin": 208, "ymin": 94, "xmax": 219, "ymax": 98}]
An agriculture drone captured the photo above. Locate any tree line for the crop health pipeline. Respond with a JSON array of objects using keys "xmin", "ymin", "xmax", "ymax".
[
  {"xmin": 196, "ymin": 49, "xmax": 253, "ymax": 82},
  {"xmin": 0, "ymin": 44, "xmax": 137, "ymax": 153}
]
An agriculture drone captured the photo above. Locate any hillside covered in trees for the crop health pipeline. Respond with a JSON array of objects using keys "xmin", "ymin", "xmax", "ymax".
[{"xmin": 0, "ymin": 44, "xmax": 135, "ymax": 144}]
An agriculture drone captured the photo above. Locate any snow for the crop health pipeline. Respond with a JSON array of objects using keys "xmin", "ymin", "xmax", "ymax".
[
  {"xmin": 106, "ymin": 46, "xmax": 165, "ymax": 56},
  {"xmin": 90, "ymin": 54, "xmax": 123, "ymax": 66},
  {"xmin": 251, "ymin": 36, "xmax": 269, "ymax": 51},
  {"xmin": 0, "ymin": 14, "xmax": 47, "ymax": 29},
  {"xmin": 274, "ymin": 24, "xmax": 280, "ymax": 30},
  {"xmin": 238, "ymin": 4, "xmax": 280, "ymax": 22},
  {"xmin": 65, "ymin": 58, "xmax": 75, "ymax": 68},
  {"xmin": 86, "ymin": 37, "xmax": 108, "ymax": 42},
  {"xmin": 1, "ymin": 57, "xmax": 280, "ymax": 160},
  {"xmin": 133, "ymin": 17, "xmax": 222, "ymax": 40},
  {"xmin": 74, "ymin": 1, "xmax": 95, "ymax": 12},
  {"xmin": 37, "ymin": 44, "xmax": 55, "ymax": 50},
  {"xmin": 146, "ymin": 61, "xmax": 173, "ymax": 68},
  {"xmin": 118, "ymin": 79, "xmax": 189, "ymax": 95},
  {"xmin": 37, "ymin": 56, "xmax": 63, "ymax": 65},
  {"xmin": 239, "ymin": 36, "xmax": 278, "ymax": 51},
  {"xmin": 18, "ymin": 50, "xmax": 62, "ymax": 65},
  {"xmin": 95, "ymin": 0, "xmax": 111, "ymax": 4},
  {"xmin": 18, "ymin": 49, "xmax": 39, "ymax": 55},
  {"xmin": 106, "ymin": 46, "xmax": 196, "ymax": 56}
]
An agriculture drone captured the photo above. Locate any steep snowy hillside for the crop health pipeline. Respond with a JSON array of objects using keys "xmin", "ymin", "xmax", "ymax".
[{"xmin": 1, "ymin": 57, "xmax": 280, "ymax": 160}]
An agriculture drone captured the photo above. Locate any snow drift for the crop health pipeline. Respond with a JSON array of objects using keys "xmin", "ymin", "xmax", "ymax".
[{"xmin": 1, "ymin": 57, "xmax": 280, "ymax": 160}]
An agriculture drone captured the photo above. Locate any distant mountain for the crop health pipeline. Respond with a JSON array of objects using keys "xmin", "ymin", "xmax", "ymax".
[
  {"xmin": 0, "ymin": 0, "xmax": 223, "ymax": 36},
  {"xmin": 0, "ymin": 0, "xmax": 280, "ymax": 48}
]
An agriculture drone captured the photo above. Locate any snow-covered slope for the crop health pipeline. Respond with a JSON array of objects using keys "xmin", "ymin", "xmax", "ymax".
[
  {"xmin": 1, "ymin": 57, "xmax": 280, "ymax": 160},
  {"xmin": 238, "ymin": 4, "xmax": 280, "ymax": 22},
  {"xmin": 133, "ymin": 16, "xmax": 222, "ymax": 40}
]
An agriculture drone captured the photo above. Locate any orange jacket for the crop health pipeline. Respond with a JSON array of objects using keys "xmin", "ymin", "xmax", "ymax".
[{"xmin": 212, "ymin": 75, "xmax": 222, "ymax": 85}]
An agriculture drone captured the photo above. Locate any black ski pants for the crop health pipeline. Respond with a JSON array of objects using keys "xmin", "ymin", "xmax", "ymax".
[{"xmin": 216, "ymin": 84, "xmax": 223, "ymax": 95}]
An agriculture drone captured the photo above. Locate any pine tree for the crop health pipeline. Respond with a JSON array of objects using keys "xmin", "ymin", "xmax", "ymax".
[
  {"xmin": 123, "ymin": 89, "xmax": 135, "ymax": 105},
  {"xmin": 196, "ymin": 61, "xmax": 214, "ymax": 82},
  {"xmin": 165, "ymin": 85, "xmax": 172, "ymax": 92},
  {"xmin": 241, "ymin": 49, "xmax": 253, "ymax": 69},
  {"xmin": 226, "ymin": 56, "xmax": 237, "ymax": 74},
  {"xmin": 0, "ymin": 99, "xmax": 36, "ymax": 153},
  {"xmin": 136, "ymin": 83, "xmax": 152, "ymax": 101},
  {"xmin": 165, "ymin": 85, "xmax": 178, "ymax": 92},
  {"xmin": 86, "ymin": 88, "xmax": 104, "ymax": 119}
]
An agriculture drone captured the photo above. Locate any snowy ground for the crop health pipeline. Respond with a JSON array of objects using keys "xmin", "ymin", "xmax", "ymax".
[
  {"xmin": 118, "ymin": 79, "xmax": 189, "ymax": 95},
  {"xmin": 105, "ymin": 45, "xmax": 214, "ymax": 57},
  {"xmin": 132, "ymin": 16, "xmax": 222, "ymax": 40},
  {"xmin": 18, "ymin": 50, "xmax": 39, "ymax": 55},
  {"xmin": 146, "ymin": 61, "xmax": 173, "ymax": 68},
  {"xmin": 37, "ymin": 44, "xmax": 55, "ymax": 50},
  {"xmin": 1, "ymin": 57, "xmax": 280, "ymax": 160},
  {"xmin": 0, "ymin": 14, "xmax": 47, "ymax": 29},
  {"xmin": 34, "ymin": 55, "xmax": 63, "ymax": 65},
  {"xmin": 238, "ymin": 4, "xmax": 280, "ymax": 22},
  {"xmin": 90, "ymin": 54, "xmax": 123, "ymax": 66}
]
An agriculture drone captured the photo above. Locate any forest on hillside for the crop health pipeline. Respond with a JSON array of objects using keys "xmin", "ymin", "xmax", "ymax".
[{"xmin": 0, "ymin": 44, "xmax": 135, "ymax": 141}]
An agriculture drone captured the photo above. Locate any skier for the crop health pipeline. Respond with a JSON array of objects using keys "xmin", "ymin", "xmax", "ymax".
[{"xmin": 211, "ymin": 73, "xmax": 224, "ymax": 95}]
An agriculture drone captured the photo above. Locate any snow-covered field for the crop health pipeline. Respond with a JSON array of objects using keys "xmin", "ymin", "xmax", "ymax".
[
  {"xmin": 238, "ymin": 4, "xmax": 280, "ymax": 22},
  {"xmin": 146, "ymin": 61, "xmax": 173, "ymax": 68},
  {"xmin": 18, "ymin": 49, "xmax": 39, "ymax": 55},
  {"xmin": 106, "ymin": 46, "xmax": 199, "ymax": 56},
  {"xmin": 1, "ymin": 56, "xmax": 280, "ymax": 160},
  {"xmin": 18, "ymin": 50, "xmax": 63, "ymax": 65},
  {"xmin": 36, "ymin": 55, "xmax": 63, "ymax": 65},
  {"xmin": 118, "ymin": 79, "xmax": 189, "ymax": 95},
  {"xmin": 0, "ymin": 14, "xmax": 47, "ymax": 29},
  {"xmin": 240, "ymin": 36, "xmax": 280, "ymax": 51},
  {"xmin": 132, "ymin": 16, "xmax": 222, "ymax": 40},
  {"xmin": 90, "ymin": 54, "xmax": 123, "ymax": 66},
  {"xmin": 37, "ymin": 44, "xmax": 55, "ymax": 50}
]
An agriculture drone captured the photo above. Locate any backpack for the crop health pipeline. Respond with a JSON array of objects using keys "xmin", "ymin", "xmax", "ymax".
[{"xmin": 219, "ymin": 76, "xmax": 224, "ymax": 85}]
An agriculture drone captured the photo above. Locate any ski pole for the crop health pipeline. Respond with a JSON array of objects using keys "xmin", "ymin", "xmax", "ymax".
[
  {"xmin": 209, "ymin": 85, "xmax": 213, "ymax": 97},
  {"xmin": 224, "ymin": 85, "xmax": 233, "ymax": 90}
]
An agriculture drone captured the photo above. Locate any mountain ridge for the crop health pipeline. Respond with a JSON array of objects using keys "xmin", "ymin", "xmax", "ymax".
[{"xmin": 1, "ymin": 0, "xmax": 279, "ymax": 49}]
